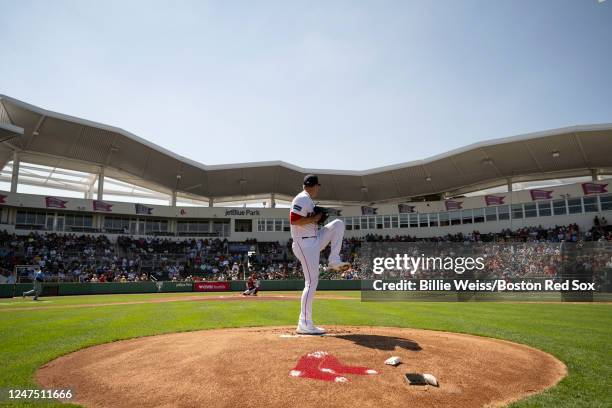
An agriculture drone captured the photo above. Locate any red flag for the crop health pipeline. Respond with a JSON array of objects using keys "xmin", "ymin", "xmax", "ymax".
[
  {"xmin": 135, "ymin": 203, "xmax": 153, "ymax": 215},
  {"xmin": 93, "ymin": 200, "xmax": 113, "ymax": 212},
  {"xmin": 361, "ymin": 206, "xmax": 377, "ymax": 215},
  {"xmin": 45, "ymin": 196, "xmax": 67, "ymax": 209},
  {"xmin": 445, "ymin": 200, "xmax": 463, "ymax": 210},
  {"xmin": 484, "ymin": 195, "xmax": 505, "ymax": 206},
  {"xmin": 398, "ymin": 203, "xmax": 415, "ymax": 213},
  {"xmin": 581, "ymin": 183, "xmax": 608, "ymax": 195},
  {"xmin": 529, "ymin": 189, "xmax": 553, "ymax": 201}
]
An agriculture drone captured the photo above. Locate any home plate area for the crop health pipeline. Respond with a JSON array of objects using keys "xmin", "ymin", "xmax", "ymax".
[{"xmin": 36, "ymin": 326, "xmax": 566, "ymax": 408}]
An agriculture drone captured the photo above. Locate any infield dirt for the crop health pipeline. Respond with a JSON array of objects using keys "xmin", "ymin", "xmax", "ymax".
[{"xmin": 36, "ymin": 326, "xmax": 566, "ymax": 408}]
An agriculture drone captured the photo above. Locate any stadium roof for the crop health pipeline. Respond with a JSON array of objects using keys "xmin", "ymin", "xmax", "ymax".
[{"xmin": 1, "ymin": 94, "xmax": 611, "ymax": 204}]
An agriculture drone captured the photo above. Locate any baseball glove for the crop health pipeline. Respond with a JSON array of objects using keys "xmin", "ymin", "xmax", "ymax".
[{"xmin": 313, "ymin": 205, "xmax": 329, "ymax": 225}]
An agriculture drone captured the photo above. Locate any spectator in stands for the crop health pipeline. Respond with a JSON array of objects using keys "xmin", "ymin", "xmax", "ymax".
[{"xmin": 0, "ymin": 220, "xmax": 607, "ymax": 283}]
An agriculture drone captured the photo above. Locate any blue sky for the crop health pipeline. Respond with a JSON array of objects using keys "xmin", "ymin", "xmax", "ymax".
[{"xmin": 1, "ymin": 0, "xmax": 610, "ymax": 171}]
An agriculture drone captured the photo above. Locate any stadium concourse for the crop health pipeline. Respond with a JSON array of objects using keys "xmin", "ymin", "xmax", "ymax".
[{"xmin": 1, "ymin": 220, "xmax": 611, "ymax": 284}]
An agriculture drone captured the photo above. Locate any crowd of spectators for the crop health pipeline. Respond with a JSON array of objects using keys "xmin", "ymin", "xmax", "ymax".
[
  {"xmin": 320, "ymin": 222, "xmax": 612, "ymax": 280},
  {"xmin": 1, "ymin": 220, "xmax": 611, "ymax": 283},
  {"xmin": 0, "ymin": 231, "xmax": 141, "ymax": 283},
  {"xmin": 353, "ymin": 223, "xmax": 584, "ymax": 244},
  {"xmin": 588, "ymin": 216, "xmax": 611, "ymax": 241}
]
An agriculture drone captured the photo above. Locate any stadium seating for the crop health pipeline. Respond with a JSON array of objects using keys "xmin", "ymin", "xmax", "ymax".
[{"xmin": 1, "ymin": 221, "xmax": 610, "ymax": 284}]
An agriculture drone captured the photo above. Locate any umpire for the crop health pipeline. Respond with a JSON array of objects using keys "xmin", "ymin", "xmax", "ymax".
[{"xmin": 22, "ymin": 269, "xmax": 44, "ymax": 301}]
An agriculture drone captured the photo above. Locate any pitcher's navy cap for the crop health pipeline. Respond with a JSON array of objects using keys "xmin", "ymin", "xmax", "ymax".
[{"xmin": 303, "ymin": 174, "xmax": 320, "ymax": 187}]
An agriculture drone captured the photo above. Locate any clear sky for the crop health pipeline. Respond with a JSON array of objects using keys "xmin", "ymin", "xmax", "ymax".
[{"xmin": 1, "ymin": 0, "xmax": 610, "ymax": 171}]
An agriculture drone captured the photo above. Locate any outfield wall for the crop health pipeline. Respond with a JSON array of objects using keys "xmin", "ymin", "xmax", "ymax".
[{"xmin": 0, "ymin": 280, "xmax": 360, "ymax": 297}]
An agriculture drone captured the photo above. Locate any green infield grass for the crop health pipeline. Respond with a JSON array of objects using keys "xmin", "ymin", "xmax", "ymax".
[{"xmin": 0, "ymin": 292, "xmax": 610, "ymax": 407}]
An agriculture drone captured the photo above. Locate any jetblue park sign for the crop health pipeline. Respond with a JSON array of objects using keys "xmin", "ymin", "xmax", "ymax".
[{"xmin": 224, "ymin": 209, "xmax": 261, "ymax": 216}]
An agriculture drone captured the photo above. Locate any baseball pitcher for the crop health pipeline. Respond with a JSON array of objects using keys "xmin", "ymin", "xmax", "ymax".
[{"xmin": 290, "ymin": 174, "xmax": 349, "ymax": 335}]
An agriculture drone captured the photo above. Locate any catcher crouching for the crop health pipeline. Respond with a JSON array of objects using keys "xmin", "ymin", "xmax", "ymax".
[{"xmin": 242, "ymin": 273, "xmax": 260, "ymax": 296}]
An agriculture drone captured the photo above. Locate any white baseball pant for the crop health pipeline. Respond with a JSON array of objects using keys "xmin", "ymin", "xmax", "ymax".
[{"xmin": 292, "ymin": 219, "xmax": 345, "ymax": 326}]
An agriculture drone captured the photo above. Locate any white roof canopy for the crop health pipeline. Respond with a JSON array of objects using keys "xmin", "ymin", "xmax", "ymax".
[{"xmin": 1, "ymin": 94, "xmax": 611, "ymax": 204}]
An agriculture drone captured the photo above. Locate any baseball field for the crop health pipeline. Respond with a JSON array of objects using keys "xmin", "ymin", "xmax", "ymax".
[{"xmin": 0, "ymin": 292, "xmax": 610, "ymax": 408}]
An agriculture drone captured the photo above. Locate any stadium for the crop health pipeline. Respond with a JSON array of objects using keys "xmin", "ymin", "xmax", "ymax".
[
  {"xmin": 0, "ymin": 95, "xmax": 610, "ymax": 407},
  {"xmin": 0, "ymin": 95, "xmax": 611, "ymax": 283},
  {"xmin": 1, "ymin": 2, "xmax": 612, "ymax": 407}
]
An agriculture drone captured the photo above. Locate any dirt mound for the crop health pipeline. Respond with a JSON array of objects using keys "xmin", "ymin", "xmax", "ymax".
[{"xmin": 36, "ymin": 326, "xmax": 566, "ymax": 408}]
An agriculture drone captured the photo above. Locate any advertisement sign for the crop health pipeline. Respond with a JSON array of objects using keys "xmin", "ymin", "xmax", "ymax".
[{"xmin": 194, "ymin": 281, "xmax": 231, "ymax": 292}]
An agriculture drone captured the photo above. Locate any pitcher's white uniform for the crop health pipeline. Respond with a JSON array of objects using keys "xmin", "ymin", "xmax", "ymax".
[{"xmin": 290, "ymin": 190, "xmax": 345, "ymax": 328}]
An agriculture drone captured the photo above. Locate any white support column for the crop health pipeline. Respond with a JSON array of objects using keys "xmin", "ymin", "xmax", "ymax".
[
  {"xmin": 209, "ymin": 198, "xmax": 214, "ymax": 207},
  {"xmin": 173, "ymin": 174, "xmax": 181, "ymax": 207},
  {"xmin": 93, "ymin": 214, "xmax": 102, "ymax": 231},
  {"xmin": 97, "ymin": 168, "xmax": 105, "ymax": 200},
  {"xmin": 270, "ymin": 193, "xmax": 276, "ymax": 208},
  {"xmin": 229, "ymin": 218, "xmax": 235, "ymax": 239},
  {"xmin": 9, "ymin": 208, "xmax": 17, "ymax": 225},
  {"xmin": 591, "ymin": 169, "xmax": 601, "ymax": 182},
  {"xmin": 10, "ymin": 151, "xmax": 20, "ymax": 193},
  {"xmin": 507, "ymin": 177, "xmax": 513, "ymax": 193}
]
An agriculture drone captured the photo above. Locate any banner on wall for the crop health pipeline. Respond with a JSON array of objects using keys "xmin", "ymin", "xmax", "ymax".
[
  {"xmin": 45, "ymin": 196, "xmax": 67, "ymax": 209},
  {"xmin": 529, "ymin": 189, "xmax": 553, "ymax": 201},
  {"xmin": 444, "ymin": 200, "xmax": 463, "ymax": 210},
  {"xmin": 581, "ymin": 183, "xmax": 608, "ymax": 195},
  {"xmin": 484, "ymin": 195, "xmax": 505, "ymax": 206},
  {"xmin": 0, "ymin": 195, "xmax": 6, "ymax": 204},
  {"xmin": 398, "ymin": 204, "xmax": 415, "ymax": 213},
  {"xmin": 135, "ymin": 203, "xmax": 153, "ymax": 215},
  {"xmin": 194, "ymin": 281, "xmax": 231, "ymax": 292},
  {"xmin": 93, "ymin": 200, "xmax": 113, "ymax": 212},
  {"xmin": 361, "ymin": 206, "xmax": 378, "ymax": 215}
]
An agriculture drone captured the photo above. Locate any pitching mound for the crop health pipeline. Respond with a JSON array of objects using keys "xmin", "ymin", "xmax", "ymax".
[{"xmin": 36, "ymin": 326, "xmax": 566, "ymax": 408}]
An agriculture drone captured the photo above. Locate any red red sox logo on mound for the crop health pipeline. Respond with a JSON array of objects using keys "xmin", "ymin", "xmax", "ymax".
[{"xmin": 289, "ymin": 351, "xmax": 377, "ymax": 383}]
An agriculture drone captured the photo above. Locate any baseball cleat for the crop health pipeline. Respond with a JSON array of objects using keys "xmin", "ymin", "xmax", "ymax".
[
  {"xmin": 296, "ymin": 324, "xmax": 326, "ymax": 335},
  {"xmin": 328, "ymin": 261, "xmax": 350, "ymax": 272}
]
